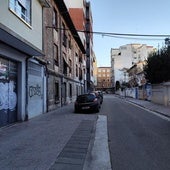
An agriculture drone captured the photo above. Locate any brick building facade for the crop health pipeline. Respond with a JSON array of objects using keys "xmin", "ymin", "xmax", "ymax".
[{"xmin": 42, "ymin": 0, "xmax": 86, "ymax": 111}]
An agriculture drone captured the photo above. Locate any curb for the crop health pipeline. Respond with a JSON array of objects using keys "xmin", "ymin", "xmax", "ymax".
[
  {"xmin": 126, "ymin": 99, "xmax": 170, "ymax": 119},
  {"xmin": 83, "ymin": 115, "xmax": 112, "ymax": 170}
]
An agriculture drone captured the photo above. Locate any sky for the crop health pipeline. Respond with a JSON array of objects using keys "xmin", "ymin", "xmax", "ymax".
[{"xmin": 89, "ymin": 0, "xmax": 170, "ymax": 67}]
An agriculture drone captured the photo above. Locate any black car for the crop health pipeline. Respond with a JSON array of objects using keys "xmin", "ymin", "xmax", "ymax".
[
  {"xmin": 74, "ymin": 93, "xmax": 101, "ymax": 113},
  {"xmin": 94, "ymin": 91, "xmax": 103, "ymax": 104}
]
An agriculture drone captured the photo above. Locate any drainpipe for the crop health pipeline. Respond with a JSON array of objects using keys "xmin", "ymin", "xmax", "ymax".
[{"xmin": 25, "ymin": 56, "xmax": 32, "ymax": 121}]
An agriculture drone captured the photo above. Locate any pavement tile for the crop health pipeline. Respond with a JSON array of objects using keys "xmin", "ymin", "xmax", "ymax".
[
  {"xmin": 50, "ymin": 119, "xmax": 96, "ymax": 170},
  {"xmin": 0, "ymin": 103, "xmax": 97, "ymax": 170}
]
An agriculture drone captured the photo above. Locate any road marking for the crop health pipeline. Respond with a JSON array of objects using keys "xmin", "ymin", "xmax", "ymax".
[{"xmin": 83, "ymin": 115, "xmax": 112, "ymax": 170}]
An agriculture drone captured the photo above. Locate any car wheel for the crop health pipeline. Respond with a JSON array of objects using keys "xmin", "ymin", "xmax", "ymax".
[
  {"xmin": 95, "ymin": 106, "xmax": 100, "ymax": 113},
  {"xmin": 74, "ymin": 108, "xmax": 79, "ymax": 113}
]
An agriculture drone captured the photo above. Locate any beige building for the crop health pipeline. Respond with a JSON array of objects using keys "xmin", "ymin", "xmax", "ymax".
[
  {"xmin": 0, "ymin": 0, "xmax": 87, "ymax": 127},
  {"xmin": 96, "ymin": 67, "xmax": 112, "ymax": 91},
  {"xmin": 0, "ymin": 0, "xmax": 49, "ymax": 126}
]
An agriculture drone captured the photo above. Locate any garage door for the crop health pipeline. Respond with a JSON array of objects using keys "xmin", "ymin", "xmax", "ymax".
[{"xmin": 0, "ymin": 57, "xmax": 17, "ymax": 127}]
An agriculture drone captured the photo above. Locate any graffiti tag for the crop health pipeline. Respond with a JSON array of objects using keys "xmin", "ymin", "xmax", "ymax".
[
  {"xmin": 0, "ymin": 81, "xmax": 17, "ymax": 111},
  {"xmin": 29, "ymin": 84, "xmax": 41, "ymax": 98}
]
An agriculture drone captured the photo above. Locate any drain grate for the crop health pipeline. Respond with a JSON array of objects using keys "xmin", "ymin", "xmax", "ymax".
[{"xmin": 50, "ymin": 120, "xmax": 95, "ymax": 170}]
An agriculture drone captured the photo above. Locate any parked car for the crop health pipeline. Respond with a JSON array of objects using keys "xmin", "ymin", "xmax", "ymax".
[
  {"xmin": 94, "ymin": 91, "xmax": 103, "ymax": 104},
  {"xmin": 74, "ymin": 93, "xmax": 101, "ymax": 113}
]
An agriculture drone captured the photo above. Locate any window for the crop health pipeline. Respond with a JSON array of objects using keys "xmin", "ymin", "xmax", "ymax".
[
  {"xmin": 53, "ymin": 9, "xmax": 58, "ymax": 29},
  {"xmin": 69, "ymin": 84, "xmax": 72, "ymax": 98},
  {"xmin": 69, "ymin": 59, "xmax": 72, "ymax": 73},
  {"xmin": 79, "ymin": 68, "xmax": 82, "ymax": 80},
  {"xmin": 62, "ymin": 23, "xmax": 67, "ymax": 47},
  {"xmin": 9, "ymin": 0, "xmax": 31, "ymax": 25},
  {"xmin": 91, "ymin": 70, "xmax": 93, "ymax": 76},
  {"xmin": 79, "ymin": 54, "xmax": 82, "ymax": 63},
  {"xmin": 76, "ymin": 65, "xmax": 78, "ymax": 77},
  {"xmin": 55, "ymin": 82, "xmax": 59, "ymax": 102},
  {"xmin": 54, "ymin": 44, "xmax": 59, "ymax": 66},
  {"xmin": 75, "ymin": 53, "xmax": 78, "ymax": 63},
  {"xmin": 68, "ymin": 34, "xmax": 71, "ymax": 49},
  {"xmin": 63, "ymin": 55, "xmax": 67, "ymax": 76},
  {"xmin": 87, "ymin": 68, "xmax": 90, "ymax": 74}
]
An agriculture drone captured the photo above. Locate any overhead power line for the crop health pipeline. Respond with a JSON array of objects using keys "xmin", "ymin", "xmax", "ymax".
[
  {"xmin": 77, "ymin": 29, "xmax": 170, "ymax": 38},
  {"xmin": 101, "ymin": 34, "xmax": 164, "ymax": 41},
  {"xmin": 50, "ymin": 26, "xmax": 169, "ymax": 40}
]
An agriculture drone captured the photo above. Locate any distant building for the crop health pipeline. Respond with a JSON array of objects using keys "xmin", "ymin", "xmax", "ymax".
[
  {"xmin": 96, "ymin": 67, "xmax": 112, "ymax": 91},
  {"xmin": 111, "ymin": 44, "xmax": 156, "ymax": 87},
  {"xmin": 127, "ymin": 61, "xmax": 147, "ymax": 87}
]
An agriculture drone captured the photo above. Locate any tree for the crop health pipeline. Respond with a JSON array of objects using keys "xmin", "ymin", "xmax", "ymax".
[
  {"xmin": 115, "ymin": 81, "xmax": 120, "ymax": 91},
  {"xmin": 144, "ymin": 47, "xmax": 170, "ymax": 84}
]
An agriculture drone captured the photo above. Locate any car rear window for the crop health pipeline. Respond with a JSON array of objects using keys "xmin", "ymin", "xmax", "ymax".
[{"xmin": 77, "ymin": 94, "xmax": 95, "ymax": 103}]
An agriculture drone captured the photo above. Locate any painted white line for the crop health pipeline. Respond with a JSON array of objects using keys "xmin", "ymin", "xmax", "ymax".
[
  {"xmin": 83, "ymin": 115, "xmax": 112, "ymax": 170},
  {"xmin": 127, "ymin": 101, "xmax": 170, "ymax": 122}
]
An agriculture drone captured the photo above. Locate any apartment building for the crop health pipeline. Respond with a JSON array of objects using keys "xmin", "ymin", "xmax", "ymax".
[
  {"xmin": 64, "ymin": 0, "xmax": 86, "ymax": 45},
  {"xmin": 86, "ymin": 2, "xmax": 94, "ymax": 91},
  {"xmin": 0, "ymin": 0, "xmax": 49, "ymax": 127},
  {"xmin": 64, "ymin": 0, "xmax": 94, "ymax": 92},
  {"xmin": 0, "ymin": 0, "xmax": 87, "ymax": 127},
  {"xmin": 96, "ymin": 67, "xmax": 112, "ymax": 91},
  {"xmin": 111, "ymin": 44, "xmax": 156, "ymax": 88},
  {"xmin": 43, "ymin": 0, "xmax": 86, "ymax": 111}
]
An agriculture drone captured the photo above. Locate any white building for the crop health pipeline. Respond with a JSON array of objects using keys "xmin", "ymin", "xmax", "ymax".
[{"xmin": 111, "ymin": 44, "xmax": 156, "ymax": 86}]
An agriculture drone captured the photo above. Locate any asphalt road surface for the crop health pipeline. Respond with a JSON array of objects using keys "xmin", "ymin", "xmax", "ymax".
[{"xmin": 99, "ymin": 94, "xmax": 170, "ymax": 170}]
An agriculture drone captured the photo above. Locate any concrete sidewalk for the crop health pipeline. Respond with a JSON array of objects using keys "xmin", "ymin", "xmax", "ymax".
[
  {"xmin": 0, "ymin": 103, "xmax": 98, "ymax": 170},
  {"xmin": 123, "ymin": 97, "xmax": 170, "ymax": 118}
]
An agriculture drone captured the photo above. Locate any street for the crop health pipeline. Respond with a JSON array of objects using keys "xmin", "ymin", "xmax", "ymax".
[
  {"xmin": 0, "ymin": 94, "xmax": 170, "ymax": 170},
  {"xmin": 100, "ymin": 94, "xmax": 170, "ymax": 170}
]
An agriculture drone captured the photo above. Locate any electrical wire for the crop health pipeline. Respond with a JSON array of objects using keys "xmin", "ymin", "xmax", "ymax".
[
  {"xmin": 51, "ymin": 26, "xmax": 169, "ymax": 41},
  {"xmin": 76, "ymin": 29, "xmax": 170, "ymax": 38},
  {"xmin": 101, "ymin": 34, "xmax": 164, "ymax": 41}
]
